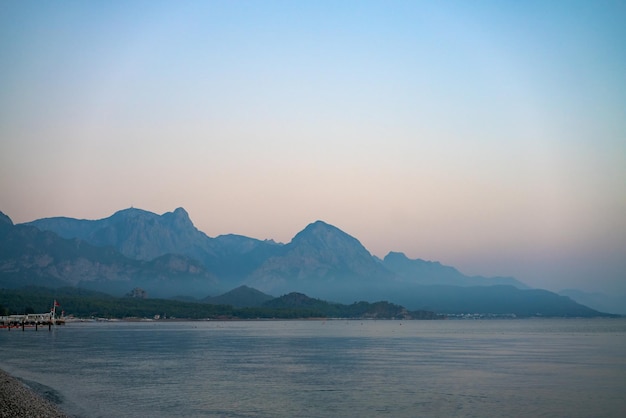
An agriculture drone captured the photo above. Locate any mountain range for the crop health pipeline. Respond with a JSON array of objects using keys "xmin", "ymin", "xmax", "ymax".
[{"xmin": 0, "ymin": 207, "xmax": 614, "ymax": 316}]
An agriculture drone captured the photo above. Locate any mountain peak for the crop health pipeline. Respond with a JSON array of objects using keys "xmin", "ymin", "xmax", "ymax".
[
  {"xmin": 292, "ymin": 220, "xmax": 359, "ymax": 249},
  {"xmin": 383, "ymin": 251, "xmax": 444, "ymax": 268},
  {"xmin": 172, "ymin": 207, "xmax": 189, "ymax": 217},
  {"xmin": 203, "ymin": 285, "xmax": 274, "ymax": 307},
  {"xmin": 309, "ymin": 220, "xmax": 331, "ymax": 227},
  {"xmin": 163, "ymin": 207, "xmax": 194, "ymax": 228},
  {"xmin": 298, "ymin": 220, "xmax": 336, "ymax": 234},
  {"xmin": 110, "ymin": 207, "xmax": 155, "ymax": 220},
  {"xmin": 385, "ymin": 251, "xmax": 409, "ymax": 261},
  {"xmin": 109, "ymin": 207, "xmax": 195, "ymax": 230}
]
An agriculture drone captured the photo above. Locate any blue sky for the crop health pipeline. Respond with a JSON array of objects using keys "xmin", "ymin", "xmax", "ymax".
[{"xmin": 1, "ymin": 1, "xmax": 625, "ymax": 294}]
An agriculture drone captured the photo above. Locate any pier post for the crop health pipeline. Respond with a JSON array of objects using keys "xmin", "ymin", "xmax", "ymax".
[{"xmin": 21, "ymin": 321, "xmax": 25, "ymax": 331}]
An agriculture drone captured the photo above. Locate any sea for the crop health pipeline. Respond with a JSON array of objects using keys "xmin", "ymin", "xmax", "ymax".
[{"xmin": 1, "ymin": 318, "xmax": 625, "ymax": 418}]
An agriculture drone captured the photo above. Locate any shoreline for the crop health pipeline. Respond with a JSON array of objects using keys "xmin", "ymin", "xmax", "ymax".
[{"xmin": 0, "ymin": 368, "xmax": 69, "ymax": 418}]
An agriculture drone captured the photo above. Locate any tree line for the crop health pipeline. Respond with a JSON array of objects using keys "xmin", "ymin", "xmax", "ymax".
[{"xmin": 0, "ymin": 287, "xmax": 441, "ymax": 320}]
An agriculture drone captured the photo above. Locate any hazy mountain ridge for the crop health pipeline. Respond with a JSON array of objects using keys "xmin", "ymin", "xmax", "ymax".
[
  {"xmin": 383, "ymin": 251, "xmax": 527, "ymax": 288},
  {"xmin": 559, "ymin": 289, "xmax": 626, "ymax": 316},
  {"xmin": 27, "ymin": 208, "xmax": 282, "ymax": 283},
  {"xmin": 29, "ymin": 207, "xmax": 219, "ymax": 262},
  {"xmin": 376, "ymin": 284, "xmax": 602, "ymax": 316},
  {"xmin": 0, "ymin": 214, "xmax": 219, "ymax": 296},
  {"xmin": 24, "ymin": 210, "xmax": 523, "ymax": 294},
  {"xmin": 0, "ymin": 208, "xmax": 615, "ymax": 316}
]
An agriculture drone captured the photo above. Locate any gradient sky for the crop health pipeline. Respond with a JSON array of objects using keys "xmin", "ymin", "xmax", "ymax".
[{"xmin": 1, "ymin": 1, "xmax": 625, "ymax": 294}]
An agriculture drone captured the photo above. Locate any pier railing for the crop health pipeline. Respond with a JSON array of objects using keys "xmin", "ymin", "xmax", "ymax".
[{"xmin": 0, "ymin": 312, "xmax": 65, "ymax": 330}]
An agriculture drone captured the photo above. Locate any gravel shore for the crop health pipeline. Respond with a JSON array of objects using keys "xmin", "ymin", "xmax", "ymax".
[{"xmin": 0, "ymin": 369, "xmax": 69, "ymax": 418}]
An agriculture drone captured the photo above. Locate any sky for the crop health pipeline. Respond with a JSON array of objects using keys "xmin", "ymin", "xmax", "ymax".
[{"xmin": 1, "ymin": 1, "xmax": 625, "ymax": 294}]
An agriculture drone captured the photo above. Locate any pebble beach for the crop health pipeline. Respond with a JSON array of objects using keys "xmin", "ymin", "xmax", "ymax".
[{"xmin": 0, "ymin": 369, "xmax": 68, "ymax": 418}]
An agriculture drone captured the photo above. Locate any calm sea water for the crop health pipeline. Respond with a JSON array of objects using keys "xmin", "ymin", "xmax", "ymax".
[{"xmin": 1, "ymin": 319, "xmax": 625, "ymax": 417}]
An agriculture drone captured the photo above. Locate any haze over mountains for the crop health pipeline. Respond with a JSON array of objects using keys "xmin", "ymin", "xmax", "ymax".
[{"xmin": 0, "ymin": 207, "xmax": 617, "ymax": 316}]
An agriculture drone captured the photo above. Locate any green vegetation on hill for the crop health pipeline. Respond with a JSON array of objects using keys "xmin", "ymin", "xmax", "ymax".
[
  {"xmin": 263, "ymin": 292, "xmax": 441, "ymax": 319},
  {"xmin": 0, "ymin": 287, "xmax": 441, "ymax": 320}
]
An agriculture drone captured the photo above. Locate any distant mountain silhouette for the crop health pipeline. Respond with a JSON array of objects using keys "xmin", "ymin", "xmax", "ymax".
[
  {"xmin": 378, "ymin": 284, "xmax": 603, "ymax": 316},
  {"xmin": 0, "ymin": 207, "xmax": 611, "ymax": 317},
  {"xmin": 383, "ymin": 251, "xmax": 527, "ymax": 288},
  {"xmin": 559, "ymin": 289, "xmax": 626, "ymax": 315}
]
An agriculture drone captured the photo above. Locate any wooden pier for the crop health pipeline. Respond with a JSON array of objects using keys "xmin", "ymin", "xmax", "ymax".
[
  {"xmin": 0, "ymin": 302, "xmax": 65, "ymax": 331},
  {"xmin": 0, "ymin": 313, "xmax": 65, "ymax": 331}
]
